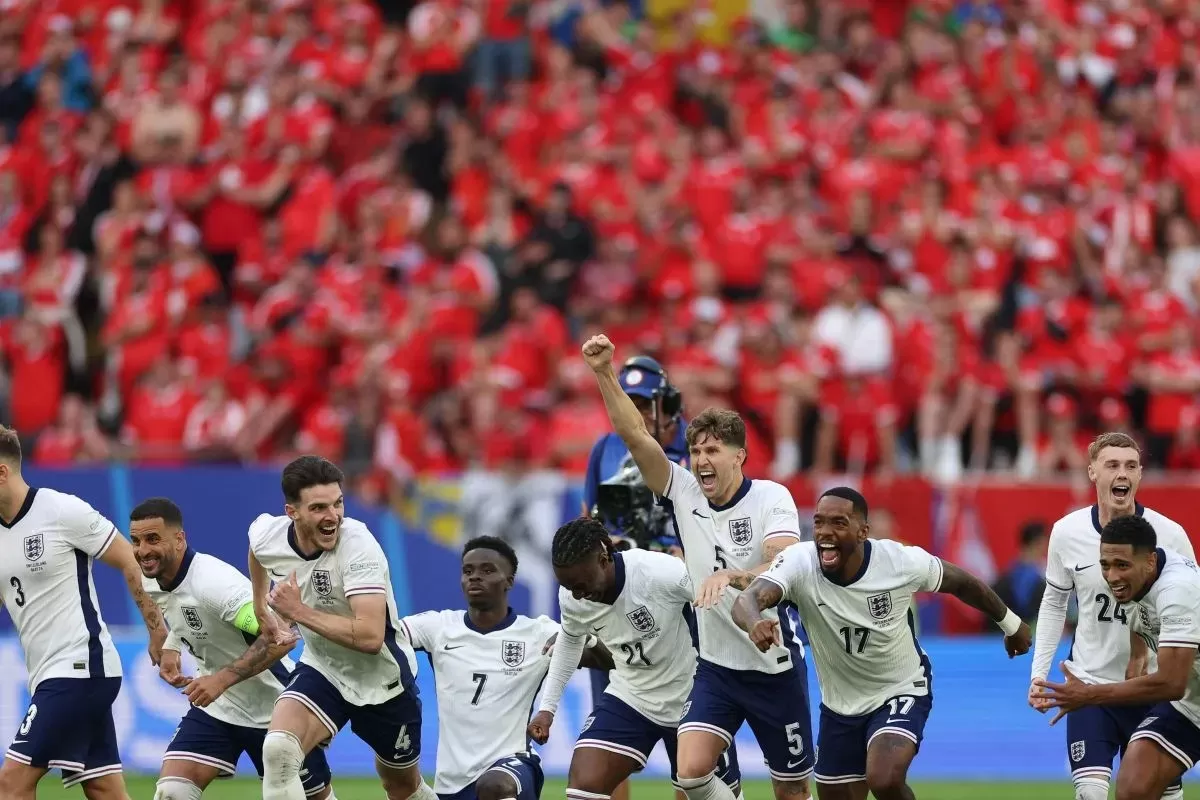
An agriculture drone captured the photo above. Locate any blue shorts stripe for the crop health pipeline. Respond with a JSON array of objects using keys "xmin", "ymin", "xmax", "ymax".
[
  {"xmin": 74, "ymin": 550, "xmax": 104, "ymax": 677},
  {"xmin": 384, "ymin": 612, "xmax": 417, "ymax": 691}
]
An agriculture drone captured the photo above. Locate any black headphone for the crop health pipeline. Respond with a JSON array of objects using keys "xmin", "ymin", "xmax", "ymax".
[{"xmin": 620, "ymin": 355, "xmax": 683, "ymax": 420}]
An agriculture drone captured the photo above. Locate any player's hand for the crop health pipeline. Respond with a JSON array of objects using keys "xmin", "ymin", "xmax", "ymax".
[
  {"xmin": 527, "ymin": 710, "xmax": 554, "ymax": 744},
  {"xmin": 1033, "ymin": 662, "xmax": 1094, "ymax": 725},
  {"xmin": 581, "ymin": 334, "xmax": 615, "ymax": 373},
  {"xmin": 268, "ymin": 573, "xmax": 306, "ymax": 623},
  {"xmin": 696, "ymin": 570, "xmax": 735, "ymax": 609},
  {"xmin": 1004, "ymin": 622, "xmax": 1033, "ymax": 658},
  {"xmin": 258, "ymin": 607, "xmax": 295, "ymax": 647},
  {"xmin": 1027, "ymin": 681, "xmax": 1049, "ymax": 714},
  {"xmin": 147, "ymin": 623, "xmax": 168, "ymax": 667},
  {"xmin": 748, "ymin": 618, "xmax": 781, "ymax": 652},
  {"xmin": 184, "ymin": 673, "xmax": 231, "ymax": 707},
  {"xmin": 158, "ymin": 650, "xmax": 192, "ymax": 689}
]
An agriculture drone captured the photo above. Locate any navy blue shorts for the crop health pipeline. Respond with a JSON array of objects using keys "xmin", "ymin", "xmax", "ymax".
[
  {"xmin": 589, "ymin": 669, "xmax": 610, "ymax": 708},
  {"xmin": 814, "ymin": 693, "xmax": 933, "ymax": 785},
  {"xmin": 5, "ymin": 677, "xmax": 122, "ymax": 788},
  {"xmin": 279, "ymin": 663, "xmax": 422, "ymax": 768},
  {"xmin": 1066, "ymin": 702, "xmax": 1182, "ymax": 791},
  {"xmin": 1129, "ymin": 702, "xmax": 1200, "ymax": 772},
  {"xmin": 437, "ymin": 752, "xmax": 544, "ymax": 800},
  {"xmin": 578, "ymin": 692, "xmax": 741, "ymax": 790},
  {"xmin": 680, "ymin": 659, "xmax": 813, "ymax": 782},
  {"xmin": 164, "ymin": 705, "xmax": 331, "ymax": 794}
]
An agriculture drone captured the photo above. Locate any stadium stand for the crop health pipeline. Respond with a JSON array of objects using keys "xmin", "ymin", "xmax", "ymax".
[{"xmin": 1, "ymin": 0, "xmax": 1199, "ymax": 489}]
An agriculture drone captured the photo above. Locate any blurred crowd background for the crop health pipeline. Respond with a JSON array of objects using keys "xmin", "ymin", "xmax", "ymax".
[{"xmin": 4, "ymin": 0, "xmax": 1200, "ymax": 499}]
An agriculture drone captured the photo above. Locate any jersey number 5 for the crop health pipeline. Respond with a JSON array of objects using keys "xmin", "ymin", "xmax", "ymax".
[
  {"xmin": 1096, "ymin": 594, "xmax": 1128, "ymax": 625},
  {"xmin": 714, "ymin": 546, "xmax": 727, "ymax": 571}
]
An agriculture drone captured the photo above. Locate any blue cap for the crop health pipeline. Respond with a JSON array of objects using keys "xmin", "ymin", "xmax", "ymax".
[{"xmin": 619, "ymin": 365, "xmax": 666, "ymax": 399}]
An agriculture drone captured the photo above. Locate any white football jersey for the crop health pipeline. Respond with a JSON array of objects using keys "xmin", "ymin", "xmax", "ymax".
[
  {"xmin": 248, "ymin": 514, "xmax": 417, "ymax": 707},
  {"xmin": 1130, "ymin": 547, "xmax": 1200, "ymax": 727},
  {"xmin": 0, "ymin": 488, "xmax": 122, "ymax": 691},
  {"xmin": 760, "ymin": 539, "xmax": 940, "ymax": 716},
  {"xmin": 146, "ymin": 549, "xmax": 296, "ymax": 728},
  {"xmin": 559, "ymin": 549, "xmax": 698, "ymax": 726},
  {"xmin": 1044, "ymin": 505, "xmax": 1195, "ymax": 685},
  {"xmin": 402, "ymin": 609, "xmax": 558, "ymax": 794},
  {"xmin": 661, "ymin": 461, "xmax": 802, "ymax": 673}
]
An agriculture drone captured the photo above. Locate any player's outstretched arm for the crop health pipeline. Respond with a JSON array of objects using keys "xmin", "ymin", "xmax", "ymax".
[
  {"xmin": 732, "ymin": 576, "xmax": 785, "ymax": 652},
  {"xmin": 185, "ymin": 606, "xmax": 301, "ymax": 707},
  {"xmin": 1035, "ymin": 647, "xmax": 1197, "ymax": 724},
  {"xmin": 100, "ymin": 533, "xmax": 168, "ymax": 665},
  {"xmin": 582, "ymin": 334, "xmax": 672, "ymax": 497},
  {"xmin": 530, "ymin": 629, "xmax": 589, "ymax": 744},
  {"xmin": 269, "ymin": 573, "xmax": 386, "ymax": 654},
  {"xmin": 937, "ymin": 560, "xmax": 1032, "ymax": 657}
]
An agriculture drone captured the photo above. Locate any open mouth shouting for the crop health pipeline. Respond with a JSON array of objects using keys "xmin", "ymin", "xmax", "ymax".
[
  {"xmin": 317, "ymin": 520, "xmax": 340, "ymax": 544},
  {"xmin": 1108, "ymin": 579, "xmax": 1132, "ymax": 602},
  {"xmin": 697, "ymin": 468, "xmax": 717, "ymax": 492},
  {"xmin": 1111, "ymin": 483, "xmax": 1132, "ymax": 504},
  {"xmin": 816, "ymin": 540, "xmax": 841, "ymax": 571}
]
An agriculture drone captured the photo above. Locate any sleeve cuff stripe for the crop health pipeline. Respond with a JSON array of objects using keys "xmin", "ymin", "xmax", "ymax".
[
  {"xmin": 94, "ymin": 527, "xmax": 118, "ymax": 558},
  {"xmin": 345, "ymin": 587, "xmax": 387, "ymax": 596},
  {"xmin": 1158, "ymin": 640, "xmax": 1200, "ymax": 648},
  {"xmin": 1045, "ymin": 578, "xmax": 1071, "ymax": 592},
  {"xmin": 763, "ymin": 531, "xmax": 801, "ymax": 540}
]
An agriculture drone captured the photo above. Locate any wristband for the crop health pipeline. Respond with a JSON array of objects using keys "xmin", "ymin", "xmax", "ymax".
[{"xmin": 998, "ymin": 609, "xmax": 1022, "ymax": 636}]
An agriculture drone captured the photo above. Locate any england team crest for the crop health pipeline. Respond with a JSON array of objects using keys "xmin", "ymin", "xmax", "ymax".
[
  {"xmin": 867, "ymin": 592, "xmax": 893, "ymax": 619},
  {"xmin": 311, "ymin": 570, "xmax": 333, "ymax": 597},
  {"xmin": 627, "ymin": 605, "xmax": 656, "ymax": 633},
  {"xmin": 23, "ymin": 534, "xmax": 43, "ymax": 562},
  {"xmin": 729, "ymin": 517, "xmax": 753, "ymax": 546},
  {"xmin": 502, "ymin": 640, "xmax": 526, "ymax": 667},
  {"xmin": 182, "ymin": 606, "xmax": 203, "ymax": 631},
  {"xmin": 1069, "ymin": 741, "xmax": 1086, "ymax": 762}
]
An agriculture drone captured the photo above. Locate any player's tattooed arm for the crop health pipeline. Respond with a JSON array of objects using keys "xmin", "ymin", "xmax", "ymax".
[
  {"xmin": 101, "ymin": 533, "xmax": 167, "ymax": 665},
  {"xmin": 938, "ymin": 560, "xmax": 1033, "ymax": 657},
  {"xmin": 732, "ymin": 577, "xmax": 785, "ymax": 651},
  {"xmin": 185, "ymin": 631, "xmax": 300, "ymax": 707},
  {"xmin": 700, "ymin": 538, "xmax": 795, "ymax": 603},
  {"xmin": 270, "ymin": 576, "xmax": 387, "ymax": 654}
]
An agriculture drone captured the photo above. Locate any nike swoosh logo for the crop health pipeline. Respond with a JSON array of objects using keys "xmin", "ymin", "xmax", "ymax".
[
  {"xmin": 270, "ymin": 570, "xmax": 286, "ymax": 578},
  {"xmin": 817, "ymin": 603, "xmax": 828, "ymax": 608},
  {"xmin": 885, "ymin": 718, "xmax": 906, "ymax": 724},
  {"xmin": 592, "ymin": 625, "xmax": 605, "ymax": 632},
  {"xmin": 692, "ymin": 510, "xmax": 710, "ymax": 519},
  {"xmin": 1074, "ymin": 564, "xmax": 1095, "ymax": 572},
  {"xmin": 443, "ymin": 644, "xmax": 463, "ymax": 651},
  {"xmin": 787, "ymin": 759, "xmax": 805, "ymax": 769},
  {"xmin": 12, "ymin": 740, "xmax": 26, "ymax": 745}
]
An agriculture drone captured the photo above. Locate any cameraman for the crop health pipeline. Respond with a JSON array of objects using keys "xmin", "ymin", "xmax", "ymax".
[{"xmin": 580, "ymin": 356, "xmax": 686, "ymax": 800}]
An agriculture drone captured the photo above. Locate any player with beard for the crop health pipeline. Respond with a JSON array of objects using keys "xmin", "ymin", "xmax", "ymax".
[
  {"xmin": 584, "ymin": 334, "xmax": 813, "ymax": 800},
  {"xmin": 1029, "ymin": 433, "xmax": 1194, "ymax": 800},
  {"xmin": 732, "ymin": 487, "xmax": 1031, "ymax": 800},
  {"xmin": 130, "ymin": 496, "xmax": 334, "ymax": 799},
  {"xmin": 1035, "ymin": 515, "xmax": 1200, "ymax": 800},
  {"xmin": 401, "ymin": 536, "xmax": 610, "ymax": 800},
  {"xmin": 248, "ymin": 456, "xmax": 434, "ymax": 800}
]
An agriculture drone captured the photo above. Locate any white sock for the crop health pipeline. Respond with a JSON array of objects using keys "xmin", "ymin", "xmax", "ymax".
[
  {"xmin": 405, "ymin": 781, "xmax": 439, "ymax": 800},
  {"xmin": 154, "ymin": 778, "xmax": 203, "ymax": 800},
  {"xmin": 677, "ymin": 773, "xmax": 737, "ymax": 800},
  {"xmin": 263, "ymin": 730, "xmax": 307, "ymax": 800},
  {"xmin": 566, "ymin": 791, "xmax": 610, "ymax": 800},
  {"xmin": 1071, "ymin": 779, "xmax": 1107, "ymax": 800},
  {"xmin": 1162, "ymin": 786, "xmax": 1183, "ymax": 800}
]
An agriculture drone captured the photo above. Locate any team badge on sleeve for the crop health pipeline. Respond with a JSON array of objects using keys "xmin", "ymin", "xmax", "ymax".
[
  {"xmin": 23, "ymin": 534, "xmax": 43, "ymax": 561},
  {"xmin": 182, "ymin": 606, "xmax": 204, "ymax": 631},
  {"xmin": 502, "ymin": 640, "xmax": 526, "ymax": 668},
  {"xmin": 312, "ymin": 570, "xmax": 333, "ymax": 597},
  {"xmin": 729, "ymin": 518, "xmax": 753, "ymax": 546},
  {"xmin": 867, "ymin": 592, "xmax": 893, "ymax": 620},
  {"xmin": 627, "ymin": 606, "xmax": 656, "ymax": 633}
]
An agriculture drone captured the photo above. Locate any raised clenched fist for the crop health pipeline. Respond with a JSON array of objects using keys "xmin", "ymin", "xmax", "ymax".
[{"xmin": 581, "ymin": 334, "xmax": 615, "ymax": 373}]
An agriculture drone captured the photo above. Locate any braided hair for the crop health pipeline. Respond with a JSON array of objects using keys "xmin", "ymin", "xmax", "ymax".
[{"xmin": 552, "ymin": 517, "xmax": 614, "ymax": 568}]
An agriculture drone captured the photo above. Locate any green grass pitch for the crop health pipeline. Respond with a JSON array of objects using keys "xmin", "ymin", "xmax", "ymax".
[{"xmin": 32, "ymin": 776, "xmax": 1073, "ymax": 799}]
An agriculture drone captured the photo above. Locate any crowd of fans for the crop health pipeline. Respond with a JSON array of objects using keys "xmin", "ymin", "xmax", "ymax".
[{"xmin": 3, "ymin": 0, "xmax": 1200, "ymax": 495}]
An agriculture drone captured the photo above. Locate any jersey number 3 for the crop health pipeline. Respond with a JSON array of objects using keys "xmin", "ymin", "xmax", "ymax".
[
  {"xmin": 9, "ymin": 577, "xmax": 25, "ymax": 608},
  {"xmin": 1096, "ymin": 594, "xmax": 1128, "ymax": 625}
]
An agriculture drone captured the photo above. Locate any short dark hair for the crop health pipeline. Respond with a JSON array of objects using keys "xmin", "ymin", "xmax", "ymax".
[
  {"xmin": 1088, "ymin": 431, "xmax": 1140, "ymax": 462},
  {"xmin": 130, "ymin": 497, "xmax": 184, "ymax": 528},
  {"xmin": 0, "ymin": 425, "xmax": 21, "ymax": 466},
  {"xmin": 819, "ymin": 486, "xmax": 869, "ymax": 521},
  {"xmin": 685, "ymin": 408, "xmax": 747, "ymax": 450},
  {"xmin": 463, "ymin": 536, "xmax": 519, "ymax": 575},
  {"xmin": 552, "ymin": 517, "xmax": 613, "ymax": 567},
  {"xmin": 281, "ymin": 456, "xmax": 345, "ymax": 504},
  {"xmin": 1019, "ymin": 520, "xmax": 1048, "ymax": 548},
  {"xmin": 1100, "ymin": 515, "xmax": 1157, "ymax": 553}
]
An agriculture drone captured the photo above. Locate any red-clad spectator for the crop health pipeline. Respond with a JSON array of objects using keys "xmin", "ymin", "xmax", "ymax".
[
  {"xmin": 182, "ymin": 381, "xmax": 245, "ymax": 456},
  {"xmin": 2, "ymin": 314, "xmax": 66, "ymax": 433},
  {"xmin": 1038, "ymin": 393, "xmax": 1091, "ymax": 476},
  {"xmin": 31, "ymin": 394, "xmax": 112, "ymax": 465},
  {"xmin": 1144, "ymin": 322, "xmax": 1200, "ymax": 465},
  {"xmin": 814, "ymin": 373, "xmax": 900, "ymax": 475},
  {"xmin": 121, "ymin": 356, "xmax": 199, "ymax": 462}
]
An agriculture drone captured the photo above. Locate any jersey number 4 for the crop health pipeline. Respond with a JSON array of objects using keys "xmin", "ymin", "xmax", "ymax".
[{"xmin": 1095, "ymin": 594, "xmax": 1128, "ymax": 625}]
